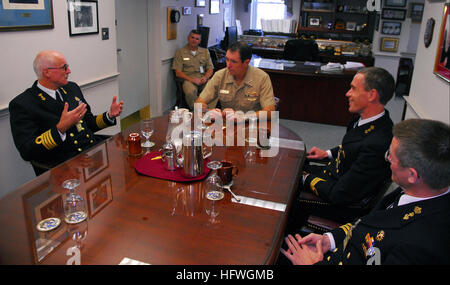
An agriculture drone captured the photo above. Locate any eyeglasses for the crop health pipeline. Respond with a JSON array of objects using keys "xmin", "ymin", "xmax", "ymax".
[{"xmin": 47, "ymin": 64, "xmax": 69, "ymax": 71}]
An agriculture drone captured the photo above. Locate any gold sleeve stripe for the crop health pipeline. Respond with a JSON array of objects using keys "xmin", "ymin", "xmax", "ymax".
[
  {"xmin": 96, "ymin": 114, "xmax": 108, "ymax": 129},
  {"xmin": 310, "ymin": 177, "xmax": 325, "ymax": 196},
  {"xmin": 35, "ymin": 130, "xmax": 58, "ymax": 150},
  {"xmin": 339, "ymin": 223, "xmax": 353, "ymax": 235}
]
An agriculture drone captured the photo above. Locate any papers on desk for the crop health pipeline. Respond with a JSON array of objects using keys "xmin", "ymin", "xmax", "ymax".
[
  {"xmin": 321, "ymin": 62, "xmax": 344, "ymax": 72},
  {"xmin": 232, "ymin": 195, "xmax": 286, "ymax": 212},
  {"xmin": 119, "ymin": 257, "xmax": 150, "ymax": 265},
  {"xmin": 344, "ymin": 61, "xmax": 365, "ymax": 70}
]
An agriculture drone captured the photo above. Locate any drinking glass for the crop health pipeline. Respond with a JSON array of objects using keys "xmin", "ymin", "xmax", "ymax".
[
  {"xmin": 141, "ymin": 119, "xmax": 155, "ymax": 148},
  {"xmin": 63, "ymin": 179, "xmax": 87, "ymax": 225},
  {"xmin": 67, "ymin": 221, "xmax": 88, "ymax": 249},
  {"xmin": 204, "ymin": 161, "xmax": 224, "ymax": 201}
]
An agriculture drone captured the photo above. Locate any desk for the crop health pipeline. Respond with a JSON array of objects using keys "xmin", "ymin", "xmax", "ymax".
[
  {"xmin": 250, "ymin": 58, "xmax": 357, "ymax": 126},
  {"xmin": 0, "ymin": 115, "xmax": 305, "ymax": 265}
]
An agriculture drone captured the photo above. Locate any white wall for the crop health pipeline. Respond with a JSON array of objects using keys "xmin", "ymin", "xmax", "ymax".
[
  {"xmin": 404, "ymin": 0, "xmax": 450, "ymax": 123},
  {"xmin": 0, "ymin": 0, "xmax": 119, "ymax": 198}
]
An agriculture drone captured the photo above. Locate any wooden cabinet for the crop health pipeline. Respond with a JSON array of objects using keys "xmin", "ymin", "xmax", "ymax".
[{"xmin": 298, "ymin": 0, "xmax": 376, "ymax": 42}]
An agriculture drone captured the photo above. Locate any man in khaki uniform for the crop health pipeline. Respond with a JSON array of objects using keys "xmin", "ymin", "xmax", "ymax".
[
  {"xmin": 196, "ymin": 41, "xmax": 276, "ymax": 119},
  {"xmin": 172, "ymin": 30, "xmax": 216, "ymax": 109}
]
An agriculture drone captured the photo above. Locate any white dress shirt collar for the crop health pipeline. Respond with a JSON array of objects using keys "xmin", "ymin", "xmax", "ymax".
[
  {"xmin": 37, "ymin": 81, "xmax": 58, "ymax": 100},
  {"xmin": 357, "ymin": 110, "xmax": 385, "ymax": 127}
]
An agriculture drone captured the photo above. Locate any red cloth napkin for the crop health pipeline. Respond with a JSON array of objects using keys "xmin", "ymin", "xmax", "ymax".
[{"xmin": 134, "ymin": 152, "xmax": 211, "ymax": 182}]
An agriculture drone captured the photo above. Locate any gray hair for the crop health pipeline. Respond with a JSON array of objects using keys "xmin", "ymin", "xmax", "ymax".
[
  {"xmin": 357, "ymin": 67, "xmax": 395, "ymax": 105},
  {"xmin": 33, "ymin": 50, "xmax": 59, "ymax": 79},
  {"xmin": 393, "ymin": 119, "xmax": 450, "ymax": 190}
]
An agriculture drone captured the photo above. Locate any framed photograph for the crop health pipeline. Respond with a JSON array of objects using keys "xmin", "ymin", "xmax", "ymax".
[
  {"xmin": 380, "ymin": 37, "xmax": 399, "ymax": 52},
  {"xmin": 381, "ymin": 21, "xmax": 402, "ymax": 35},
  {"xmin": 384, "ymin": 0, "xmax": 407, "ymax": 8},
  {"xmin": 382, "ymin": 8, "xmax": 406, "ymax": 21},
  {"xmin": 210, "ymin": 0, "xmax": 219, "ymax": 14},
  {"xmin": 0, "ymin": 0, "xmax": 54, "ymax": 31},
  {"xmin": 87, "ymin": 175, "xmax": 113, "ymax": 218},
  {"xmin": 22, "ymin": 181, "xmax": 69, "ymax": 264},
  {"xmin": 410, "ymin": 3, "xmax": 424, "ymax": 23},
  {"xmin": 67, "ymin": 0, "xmax": 99, "ymax": 36},
  {"xmin": 82, "ymin": 142, "xmax": 109, "ymax": 181},
  {"xmin": 182, "ymin": 6, "xmax": 191, "ymax": 15},
  {"xmin": 308, "ymin": 16, "xmax": 321, "ymax": 27},
  {"xmin": 195, "ymin": 0, "xmax": 206, "ymax": 7},
  {"xmin": 346, "ymin": 21, "xmax": 356, "ymax": 31},
  {"xmin": 434, "ymin": 3, "xmax": 450, "ymax": 83}
]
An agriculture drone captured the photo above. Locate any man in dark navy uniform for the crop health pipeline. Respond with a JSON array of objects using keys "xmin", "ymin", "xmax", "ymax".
[
  {"xmin": 282, "ymin": 119, "xmax": 450, "ymax": 265},
  {"xmin": 9, "ymin": 50, "xmax": 124, "ymax": 175},
  {"xmin": 296, "ymin": 67, "xmax": 395, "ymax": 222}
]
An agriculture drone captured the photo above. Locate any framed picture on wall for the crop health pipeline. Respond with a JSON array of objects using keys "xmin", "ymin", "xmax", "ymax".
[
  {"xmin": 381, "ymin": 21, "xmax": 401, "ymax": 35},
  {"xmin": 382, "ymin": 8, "xmax": 406, "ymax": 21},
  {"xmin": 67, "ymin": 0, "xmax": 99, "ymax": 36},
  {"xmin": 434, "ymin": 3, "xmax": 450, "ymax": 83},
  {"xmin": 384, "ymin": 0, "xmax": 407, "ymax": 8},
  {"xmin": 196, "ymin": 0, "xmax": 206, "ymax": 7},
  {"xmin": 0, "ymin": 0, "xmax": 54, "ymax": 31},
  {"xmin": 380, "ymin": 37, "xmax": 399, "ymax": 52},
  {"xmin": 410, "ymin": 3, "xmax": 424, "ymax": 23},
  {"xmin": 210, "ymin": 0, "xmax": 219, "ymax": 14}
]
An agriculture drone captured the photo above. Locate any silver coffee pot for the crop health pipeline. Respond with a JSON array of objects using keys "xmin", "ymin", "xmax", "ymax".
[{"xmin": 175, "ymin": 130, "xmax": 212, "ymax": 178}]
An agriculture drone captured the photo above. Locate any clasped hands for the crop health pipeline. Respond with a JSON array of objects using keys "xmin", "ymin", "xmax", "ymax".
[
  {"xmin": 57, "ymin": 95, "xmax": 123, "ymax": 133},
  {"xmin": 280, "ymin": 233, "xmax": 331, "ymax": 265},
  {"xmin": 191, "ymin": 76, "xmax": 208, "ymax": 86}
]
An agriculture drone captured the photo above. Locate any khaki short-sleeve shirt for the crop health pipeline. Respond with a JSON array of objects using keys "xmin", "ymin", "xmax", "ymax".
[
  {"xmin": 198, "ymin": 66, "xmax": 275, "ymax": 113},
  {"xmin": 172, "ymin": 45, "xmax": 213, "ymax": 79}
]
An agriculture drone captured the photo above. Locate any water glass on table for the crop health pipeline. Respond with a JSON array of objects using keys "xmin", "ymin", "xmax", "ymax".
[{"xmin": 141, "ymin": 119, "xmax": 155, "ymax": 148}]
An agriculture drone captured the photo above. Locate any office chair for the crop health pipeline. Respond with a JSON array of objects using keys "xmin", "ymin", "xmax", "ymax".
[
  {"xmin": 172, "ymin": 70, "xmax": 188, "ymax": 109},
  {"xmin": 299, "ymin": 177, "xmax": 392, "ymax": 234},
  {"xmin": 282, "ymin": 39, "xmax": 319, "ymax": 62}
]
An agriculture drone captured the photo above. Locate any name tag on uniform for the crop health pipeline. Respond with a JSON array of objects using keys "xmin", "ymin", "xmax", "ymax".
[
  {"xmin": 219, "ymin": 89, "xmax": 230, "ymax": 94},
  {"xmin": 183, "ymin": 58, "xmax": 190, "ymax": 61},
  {"xmin": 200, "ymin": 66, "xmax": 204, "ymax": 73}
]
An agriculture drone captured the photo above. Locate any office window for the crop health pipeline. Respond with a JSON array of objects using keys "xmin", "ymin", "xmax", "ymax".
[{"xmin": 251, "ymin": 0, "xmax": 286, "ymax": 30}]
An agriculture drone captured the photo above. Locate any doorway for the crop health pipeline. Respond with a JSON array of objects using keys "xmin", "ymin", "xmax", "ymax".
[{"xmin": 115, "ymin": 0, "xmax": 150, "ymax": 130}]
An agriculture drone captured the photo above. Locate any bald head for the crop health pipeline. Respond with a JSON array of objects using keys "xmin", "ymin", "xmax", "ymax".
[{"xmin": 33, "ymin": 50, "xmax": 65, "ymax": 79}]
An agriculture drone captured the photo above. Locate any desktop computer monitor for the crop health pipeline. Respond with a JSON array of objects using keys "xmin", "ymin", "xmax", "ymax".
[
  {"xmin": 221, "ymin": 26, "xmax": 238, "ymax": 50},
  {"xmin": 197, "ymin": 26, "xmax": 210, "ymax": 48}
]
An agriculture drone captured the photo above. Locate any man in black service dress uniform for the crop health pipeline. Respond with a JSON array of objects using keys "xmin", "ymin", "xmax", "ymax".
[
  {"xmin": 296, "ymin": 67, "xmax": 396, "ymax": 222},
  {"xmin": 9, "ymin": 50, "xmax": 124, "ymax": 175},
  {"xmin": 281, "ymin": 119, "xmax": 450, "ymax": 265}
]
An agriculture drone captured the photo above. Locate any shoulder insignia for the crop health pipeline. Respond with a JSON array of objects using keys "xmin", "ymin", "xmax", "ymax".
[
  {"xmin": 38, "ymin": 93, "xmax": 46, "ymax": 101},
  {"xmin": 376, "ymin": 230, "xmax": 385, "ymax": 242},
  {"xmin": 364, "ymin": 125, "xmax": 375, "ymax": 134},
  {"xmin": 403, "ymin": 206, "xmax": 422, "ymax": 221}
]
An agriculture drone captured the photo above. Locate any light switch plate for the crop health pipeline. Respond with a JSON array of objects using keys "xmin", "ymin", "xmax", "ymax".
[{"xmin": 102, "ymin": 27, "xmax": 109, "ymax": 40}]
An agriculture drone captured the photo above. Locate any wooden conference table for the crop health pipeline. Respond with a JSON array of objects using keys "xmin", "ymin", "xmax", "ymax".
[{"xmin": 0, "ymin": 114, "xmax": 305, "ymax": 265}]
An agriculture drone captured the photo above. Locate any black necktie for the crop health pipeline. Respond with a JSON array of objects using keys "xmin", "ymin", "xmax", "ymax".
[
  {"xmin": 56, "ymin": 90, "xmax": 64, "ymax": 104},
  {"xmin": 387, "ymin": 190, "xmax": 404, "ymax": 209}
]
